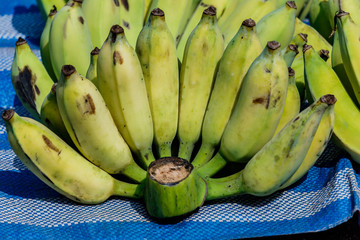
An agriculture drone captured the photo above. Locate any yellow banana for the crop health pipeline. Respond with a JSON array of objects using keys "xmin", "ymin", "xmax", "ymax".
[{"xmin": 177, "ymin": 7, "xmax": 224, "ymax": 161}]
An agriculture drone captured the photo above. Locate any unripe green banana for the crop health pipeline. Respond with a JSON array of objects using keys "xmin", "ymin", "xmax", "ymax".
[
  {"xmin": 308, "ymin": 0, "xmax": 332, "ymax": 42},
  {"xmin": 257, "ymin": 1, "xmax": 297, "ymax": 49},
  {"xmin": 97, "ymin": 25, "xmax": 155, "ymax": 167},
  {"xmin": 56, "ymin": 65, "xmax": 146, "ymax": 183},
  {"xmin": 3, "ymin": 110, "xmax": 143, "ymax": 204},
  {"xmin": 274, "ymin": 67, "xmax": 301, "ymax": 134},
  {"xmin": 219, "ymin": 0, "xmax": 278, "ymax": 47},
  {"xmin": 145, "ymin": 0, "xmax": 199, "ymax": 45},
  {"xmin": 86, "ymin": 47, "xmax": 99, "ymax": 87},
  {"xmin": 192, "ymin": 19, "xmax": 262, "ymax": 168},
  {"xmin": 177, "ymin": 7, "xmax": 224, "ymax": 161},
  {"xmin": 217, "ymin": 41, "xmax": 288, "ymax": 164},
  {"xmin": 205, "ymin": 95, "xmax": 336, "ymax": 200},
  {"xmin": 11, "ymin": 37, "xmax": 54, "ymax": 120},
  {"xmin": 49, "ymin": 0, "xmax": 93, "ymax": 80},
  {"xmin": 176, "ymin": 0, "xmax": 229, "ymax": 61},
  {"xmin": 136, "ymin": 9, "xmax": 179, "ymax": 158},
  {"xmin": 336, "ymin": 11, "xmax": 360, "ymax": 107},
  {"xmin": 39, "ymin": 5, "xmax": 57, "ymax": 82},
  {"xmin": 40, "ymin": 83, "xmax": 73, "ymax": 145},
  {"xmin": 144, "ymin": 157, "xmax": 207, "ymax": 219},
  {"xmin": 36, "ymin": 0, "xmax": 66, "ymax": 19},
  {"xmin": 119, "ymin": 0, "xmax": 145, "ymax": 48},
  {"xmin": 304, "ymin": 45, "xmax": 360, "ymax": 164},
  {"xmin": 82, "ymin": 0, "xmax": 121, "ymax": 49}
]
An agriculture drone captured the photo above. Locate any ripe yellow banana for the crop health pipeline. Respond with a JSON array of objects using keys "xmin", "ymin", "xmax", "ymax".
[
  {"xmin": 86, "ymin": 47, "xmax": 99, "ymax": 87},
  {"xmin": 177, "ymin": 7, "xmax": 224, "ymax": 161},
  {"xmin": 11, "ymin": 37, "xmax": 54, "ymax": 120},
  {"xmin": 82, "ymin": 0, "xmax": 121, "ymax": 48},
  {"xmin": 136, "ymin": 9, "xmax": 179, "ymax": 158},
  {"xmin": 97, "ymin": 25, "xmax": 155, "ymax": 167},
  {"xmin": 39, "ymin": 5, "xmax": 57, "ymax": 81},
  {"xmin": 257, "ymin": 1, "xmax": 297, "ymax": 49},
  {"xmin": 49, "ymin": 0, "xmax": 93, "ymax": 80},
  {"xmin": 3, "ymin": 110, "xmax": 143, "ymax": 204},
  {"xmin": 304, "ymin": 45, "xmax": 360, "ymax": 164},
  {"xmin": 205, "ymin": 94, "xmax": 336, "ymax": 199},
  {"xmin": 192, "ymin": 18, "xmax": 262, "ymax": 168}
]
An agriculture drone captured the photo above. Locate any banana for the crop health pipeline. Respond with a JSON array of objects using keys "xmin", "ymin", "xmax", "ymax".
[
  {"xmin": 145, "ymin": 157, "xmax": 207, "ymax": 219},
  {"xmin": 298, "ymin": 0, "xmax": 314, "ymax": 20},
  {"xmin": 308, "ymin": 0, "xmax": 332, "ymax": 42},
  {"xmin": 304, "ymin": 45, "xmax": 360, "ymax": 164},
  {"xmin": 86, "ymin": 47, "xmax": 100, "ymax": 87},
  {"xmin": 40, "ymin": 5, "xmax": 57, "ymax": 82},
  {"xmin": 339, "ymin": 0, "xmax": 360, "ymax": 24},
  {"xmin": 36, "ymin": 0, "xmax": 66, "ymax": 19},
  {"xmin": 3, "ymin": 110, "xmax": 143, "ymax": 204},
  {"xmin": 119, "ymin": 0, "xmax": 145, "ymax": 48},
  {"xmin": 11, "ymin": 37, "xmax": 54, "ymax": 120},
  {"xmin": 82, "ymin": 0, "xmax": 121, "ymax": 49},
  {"xmin": 145, "ymin": 0, "xmax": 199, "ymax": 45},
  {"xmin": 277, "ymin": 0, "xmax": 307, "ymax": 15},
  {"xmin": 274, "ymin": 67, "xmax": 301, "ymax": 134},
  {"xmin": 257, "ymin": 1, "xmax": 297, "ymax": 49},
  {"xmin": 218, "ymin": 0, "xmax": 279, "ymax": 47},
  {"xmin": 205, "ymin": 94, "xmax": 336, "ymax": 200},
  {"xmin": 144, "ymin": 0, "xmax": 152, "ymax": 19},
  {"xmin": 283, "ymin": 44, "xmax": 299, "ymax": 67},
  {"xmin": 294, "ymin": 17, "xmax": 332, "ymax": 65},
  {"xmin": 192, "ymin": 19, "xmax": 262, "ymax": 168},
  {"xmin": 97, "ymin": 25, "xmax": 155, "ymax": 168},
  {"xmin": 177, "ymin": 7, "xmax": 224, "ymax": 161},
  {"xmin": 136, "ymin": 9, "xmax": 179, "ymax": 158},
  {"xmin": 176, "ymin": 0, "xmax": 229, "ymax": 61},
  {"xmin": 336, "ymin": 11, "xmax": 360, "ymax": 107},
  {"xmin": 56, "ymin": 65, "xmax": 146, "ymax": 183},
  {"xmin": 40, "ymin": 83, "xmax": 73, "ymax": 145},
  {"xmin": 49, "ymin": 0, "xmax": 93, "ymax": 80}
]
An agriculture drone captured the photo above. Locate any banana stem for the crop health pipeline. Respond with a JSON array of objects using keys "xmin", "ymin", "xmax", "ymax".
[
  {"xmin": 112, "ymin": 179, "xmax": 144, "ymax": 199},
  {"xmin": 196, "ymin": 152, "xmax": 227, "ymax": 178},
  {"xmin": 120, "ymin": 161, "xmax": 147, "ymax": 183},
  {"xmin": 191, "ymin": 142, "xmax": 215, "ymax": 168},
  {"xmin": 158, "ymin": 142, "xmax": 172, "ymax": 158},
  {"xmin": 205, "ymin": 170, "xmax": 246, "ymax": 201},
  {"xmin": 178, "ymin": 141, "xmax": 195, "ymax": 161},
  {"xmin": 139, "ymin": 149, "xmax": 156, "ymax": 168}
]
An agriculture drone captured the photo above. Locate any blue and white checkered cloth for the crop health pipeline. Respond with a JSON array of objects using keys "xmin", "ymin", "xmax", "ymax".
[{"xmin": 0, "ymin": 1, "xmax": 359, "ymax": 239}]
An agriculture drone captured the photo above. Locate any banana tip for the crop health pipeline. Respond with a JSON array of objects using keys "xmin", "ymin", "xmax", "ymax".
[
  {"xmin": 286, "ymin": 1, "xmax": 297, "ymax": 9},
  {"xmin": 319, "ymin": 49, "xmax": 330, "ymax": 62},
  {"xmin": 303, "ymin": 44, "xmax": 312, "ymax": 53},
  {"xmin": 288, "ymin": 44, "xmax": 299, "ymax": 54},
  {"xmin": 288, "ymin": 67, "xmax": 295, "ymax": 76},
  {"xmin": 151, "ymin": 8, "xmax": 165, "ymax": 17},
  {"xmin": 51, "ymin": 83, "xmax": 57, "ymax": 95},
  {"xmin": 320, "ymin": 94, "xmax": 337, "ymax": 105},
  {"xmin": 242, "ymin": 19, "xmax": 256, "ymax": 28},
  {"xmin": 203, "ymin": 6, "xmax": 216, "ymax": 16},
  {"xmin": 267, "ymin": 41, "xmax": 281, "ymax": 50},
  {"xmin": 91, "ymin": 47, "xmax": 100, "ymax": 56},
  {"xmin": 2, "ymin": 109, "xmax": 14, "ymax": 121},
  {"xmin": 61, "ymin": 65, "xmax": 76, "ymax": 77},
  {"xmin": 299, "ymin": 33, "xmax": 308, "ymax": 42},
  {"xmin": 16, "ymin": 37, "xmax": 26, "ymax": 46}
]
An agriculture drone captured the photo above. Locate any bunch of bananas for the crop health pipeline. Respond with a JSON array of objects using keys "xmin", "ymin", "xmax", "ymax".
[{"xmin": 6, "ymin": 0, "xmax": 360, "ymax": 220}]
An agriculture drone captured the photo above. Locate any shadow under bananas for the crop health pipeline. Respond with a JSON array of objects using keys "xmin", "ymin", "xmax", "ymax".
[{"xmin": 12, "ymin": 5, "xmax": 44, "ymax": 46}]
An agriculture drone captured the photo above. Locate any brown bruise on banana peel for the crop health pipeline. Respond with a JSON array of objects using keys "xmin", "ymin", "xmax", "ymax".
[
  {"xmin": 15, "ymin": 66, "xmax": 40, "ymax": 111},
  {"xmin": 78, "ymin": 16, "xmax": 84, "ymax": 24},
  {"xmin": 113, "ymin": 0, "xmax": 119, "ymax": 7},
  {"xmin": 113, "ymin": 51, "xmax": 124, "ymax": 65},
  {"xmin": 42, "ymin": 135, "xmax": 60, "ymax": 153},
  {"xmin": 83, "ymin": 94, "xmax": 96, "ymax": 115},
  {"xmin": 122, "ymin": 20, "xmax": 130, "ymax": 30},
  {"xmin": 121, "ymin": 0, "xmax": 129, "ymax": 11}
]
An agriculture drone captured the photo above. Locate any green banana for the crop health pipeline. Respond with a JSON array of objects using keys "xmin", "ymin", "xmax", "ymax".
[
  {"xmin": 97, "ymin": 25, "xmax": 155, "ymax": 168},
  {"xmin": 192, "ymin": 19, "xmax": 262, "ymax": 168},
  {"xmin": 281, "ymin": 100, "xmax": 335, "ymax": 189},
  {"xmin": 145, "ymin": 0, "xmax": 199, "ymax": 45},
  {"xmin": 176, "ymin": 0, "xmax": 229, "ymax": 61},
  {"xmin": 56, "ymin": 65, "xmax": 146, "ymax": 183},
  {"xmin": 3, "ymin": 110, "xmax": 144, "ymax": 204},
  {"xmin": 205, "ymin": 94, "xmax": 336, "ymax": 200},
  {"xmin": 39, "ymin": 5, "xmax": 57, "ymax": 81},
  {"xmin": 119, "ymin": 0, "xmax": 145, "ymax": 48},
  {"xmin": 219, "ymin": 0, "xmax": 279, "ymax": 47},
  {"xmin": 144, "ymin": 157, "xmax": 207, "ymax": 219},
  {"xmin": 82, "ymin": 0, "xmax": 121, "ymax": 49},
  {"xmin": 177, "ymin": 7, "xmax": 224, "ymax": 161},
  {"xmin": 336, "ymin": 11, "xmax": 360, "ymax": 107},
  {"xmin": 339, "ymin": 0, "xmax": 360, "ymax": 24},
  {"xmin": 86, "ymin": 47, "xmax": 99, "ymax": 87},
  {"xmin": 274, "ymin": 67, "xmax": 301, "ymax": 134},
  {"xmin": 304, "ymin": 45, "xmax": 360, "ymax": 164},
  {"xmin": 308, "ymin": 0, "xmax": 332, "ymax": 43},
  {"xmin": 49, "ymin": 0, "xmax": 93, "ymax": 80},
  {"xmin": 257, "ymin": 1, "xmax": 297, "ymax": 49},
  {"xmin": 136, "ymin": 9, "xmax": 179, "ymax": 158},
  {"xmin": 216, "ymin": 41, "xmax": 288, "ymax": 164},
  {"xmin": 36, "ymin": 0, "xmax": 66, "ymax": 19},
  {"xmin": 40, "ymin": 83, "xmax": 73, "ymax": 145},
  {"xmin": 11, "ymin": 37, "xmax": 54, "ymax": 120}
]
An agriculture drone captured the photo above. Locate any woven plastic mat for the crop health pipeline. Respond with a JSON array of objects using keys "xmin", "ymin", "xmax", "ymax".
[{"xmin": 0, "ymin": 1, "xmax": 359, "ymax": 239}]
